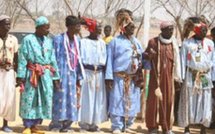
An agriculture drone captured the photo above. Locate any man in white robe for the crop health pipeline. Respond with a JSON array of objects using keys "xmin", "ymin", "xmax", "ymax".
[
  {"xmin": 78, "ymin": 17, "xmax": 107, "ymax": 132},
  {"xmin": 178, "ymin": 22, "xmax": 214, "ymax": 134},
  {"xmin": 0, "ymin": 15, "xmax": 18, "ymax": 132}
]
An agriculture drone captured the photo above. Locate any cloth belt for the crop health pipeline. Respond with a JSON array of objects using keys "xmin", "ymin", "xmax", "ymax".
[
  {"xmin": 187, "ymin": 67, "xmax": 209, "ymax": 74},
  {"xmin": 115, "ymin": 69, "xmax": 144, "ymax": 89},
  {"xmin": 114, "ymin": 71, "xmax": 136, "ymax": 78},
  {"xmin": 114, "ymin": 71, "xmax": 133, "ymax": 121},
  {"xmin": 188, "ymin": 67, "xmax": 209, "ymax": 94},
  {"xmin": 83, "ymin": 64, "xmax": 105, "ymax": 71},
  {"xmin": 27, "ymin": 62, "xmax": 55, "ymax": 88}
]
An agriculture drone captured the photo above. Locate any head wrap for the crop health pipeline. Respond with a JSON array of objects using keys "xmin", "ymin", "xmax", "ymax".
[
  {"xmin": 0, "ymin": 15, "xmax": 10, "ymax": 22},
  {"xmin": 182, "ymin": 17, "xmax": 202, "ymax": 40},
  {"xmin": 115, "ymin": 9, "xmax": 133, "ymax": 33},
  {"xmin": 160, "ymin": 21, "xmax": 174, "ymax": 30},
  {"xmin": 35, "ymin": 16, "xmax": 49, "ymax": 28},
  {"xmin": 82, "ymin": 17, "xmax": 97, "ymax": 33},
  {"xmin": 193, "ymin": 22, "xmax": 207, "ymax": 36}
]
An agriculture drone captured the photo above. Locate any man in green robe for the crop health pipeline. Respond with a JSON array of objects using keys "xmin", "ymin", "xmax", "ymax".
[{"xmin": 16, "ymin": 16, "xmax": 60, "ymax": 134}]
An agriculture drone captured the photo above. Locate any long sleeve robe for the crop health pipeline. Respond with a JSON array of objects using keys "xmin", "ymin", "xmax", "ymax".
[{"xmin": 17, "ymin": 34, "xmax": 60, "ymax": 119}]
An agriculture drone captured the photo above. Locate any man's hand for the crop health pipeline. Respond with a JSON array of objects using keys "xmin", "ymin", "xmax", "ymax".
[
  {"xmin": 53, "ymin": 80, "xmax": 61, "ymax": 91},
  {"xmin": 76, "ymin": 80, "xmax": 81, "ymax": 88},
  {"xmin": 105, "ymin": 80, "xmax": 113, "ymax": 90},
  {"xmin": 16, "ymin": 78, "xmax": 25, "ymax": 92},
  {"xmin": 149, "ymin": 48, "xmax": 157, "ymax": 59},
  {"xmin": 155, "ymin": 87, "xmax": 163, "ymax": 101},
  {"xmin": 16, "ymin": 78, "xmax": 25, "ymax": 86}
]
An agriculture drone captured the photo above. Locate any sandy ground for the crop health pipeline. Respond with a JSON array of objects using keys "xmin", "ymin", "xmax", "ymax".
[{"xmin": 0, "ymin": 91, "xmax": 214, "ymax": 134}]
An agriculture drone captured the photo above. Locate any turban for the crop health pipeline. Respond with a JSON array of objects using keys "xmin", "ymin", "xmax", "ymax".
[
  {"xmin": 35, "ymin": 16, "xmax": 49, "ymax": 28},
  {"xmin": 193, "ymin": 22, "xmax": 207, "ymax": 35},
  {"xmin": 0, "ymin": 15, "xmax": 10, "ymax": 22},
  {"xmin": 115, "ymin": 11, "xmax": 133, "ymax": 33},
  {"xmin": 82, "ymin": 17, "xmax": 97, "ymax": 33},
  {"xmin": 160, "ymin": 21, "xmax": 174, "ymax": 30}
]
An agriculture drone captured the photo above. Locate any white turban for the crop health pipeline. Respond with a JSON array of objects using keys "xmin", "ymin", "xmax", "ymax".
[{"xmin": 0, "ymin": 15, "xmax": 10, "ymax": 22}]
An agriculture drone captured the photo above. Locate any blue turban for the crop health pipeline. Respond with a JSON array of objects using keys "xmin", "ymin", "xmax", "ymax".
[{"xmin": 35, "ymin": 16, "xmax": 49, "ymax": 27}]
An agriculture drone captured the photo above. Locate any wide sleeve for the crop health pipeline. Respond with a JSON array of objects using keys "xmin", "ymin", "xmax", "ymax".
[
  {"xmin": 101, "ymin": 40, "xmax": 107, "ymax": 65},
  {"xmin": 50, "ymin": 39, "xmax": 60, "ymax": 80},
  {"xmin": 136, "ymin": 38, "xmax": 144, "ymax": 54},
  {"xmin": 180, "ymin": 41, "xmax": 187, "ymax": 80},
  {"xmin": 210, "ymin": 42, "xmax": 215, "ymax": 81},
  {"xmin": 105, "ymin": 39, "xmax": 115, "ymax": 80},
  {"xmin": 142, "ymin": 39, "xmax": 156, "ymax": 60},
  {"xmin": 76, "ymin": 39, "xmax": 84, "ymax": 80},
  {"xmin": 16, "ymin": 38, "xmax": 29, "ymax": 78},
  {"xmin": 53, "ymin": 36, "xmax": 60, "ymax": 60},
  {"xmin": 142, "ymin": 39, "xmax": 155, "ymax": 69},
  {"xmin": 98, "ymin": 40, "xmax": 107, "ymax": 66},
  {"xmin": 13, "ymin": 36, "xmax": 19, "ymax": 53},
  {"xmin": 173, "ymin": 39, "xmax": 182, "ymax": 82}
]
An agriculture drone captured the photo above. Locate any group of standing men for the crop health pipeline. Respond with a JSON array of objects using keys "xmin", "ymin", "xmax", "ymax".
[
  {"xmin": 145, "ymin": 17, "xmax": 215, "ymax": 134},
  {"xmin": 0, "ymin": 8, "xmax": 214, "ymax": 134},
  {"xmin": 0, "ymin": 8, "xmax": 142, "ymax": 134}
]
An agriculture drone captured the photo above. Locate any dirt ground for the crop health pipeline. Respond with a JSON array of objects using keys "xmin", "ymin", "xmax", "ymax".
[{"xmin": 0, "ymin": 92, "xmax": 214, "ymax": 134}]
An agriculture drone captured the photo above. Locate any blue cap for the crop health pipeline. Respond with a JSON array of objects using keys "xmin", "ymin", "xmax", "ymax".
[{"xmin": 35, "ymin": 16, "xmax": 49, "ymax": 27}]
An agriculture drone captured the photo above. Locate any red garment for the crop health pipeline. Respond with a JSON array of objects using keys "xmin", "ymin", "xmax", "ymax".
[
  {"xmin": 82, "ymin": 17, "xmax": 97, "ymax": 33},
  {"xmin": 145, "ymin": 37, "xmax": 174, "ymax": 131},
  {"xmin": 27, "ymin": 62, "xmax": 55, "ymax": 87}
]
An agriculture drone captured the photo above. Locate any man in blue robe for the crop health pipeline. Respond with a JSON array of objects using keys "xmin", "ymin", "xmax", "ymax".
[
  {"xmin": 105, "ymin": 9, "xmax": 143, "ymax": 134},
  {"xmin": 49, "ymin": 15, "xmax": 83, "ymax": 132}
]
